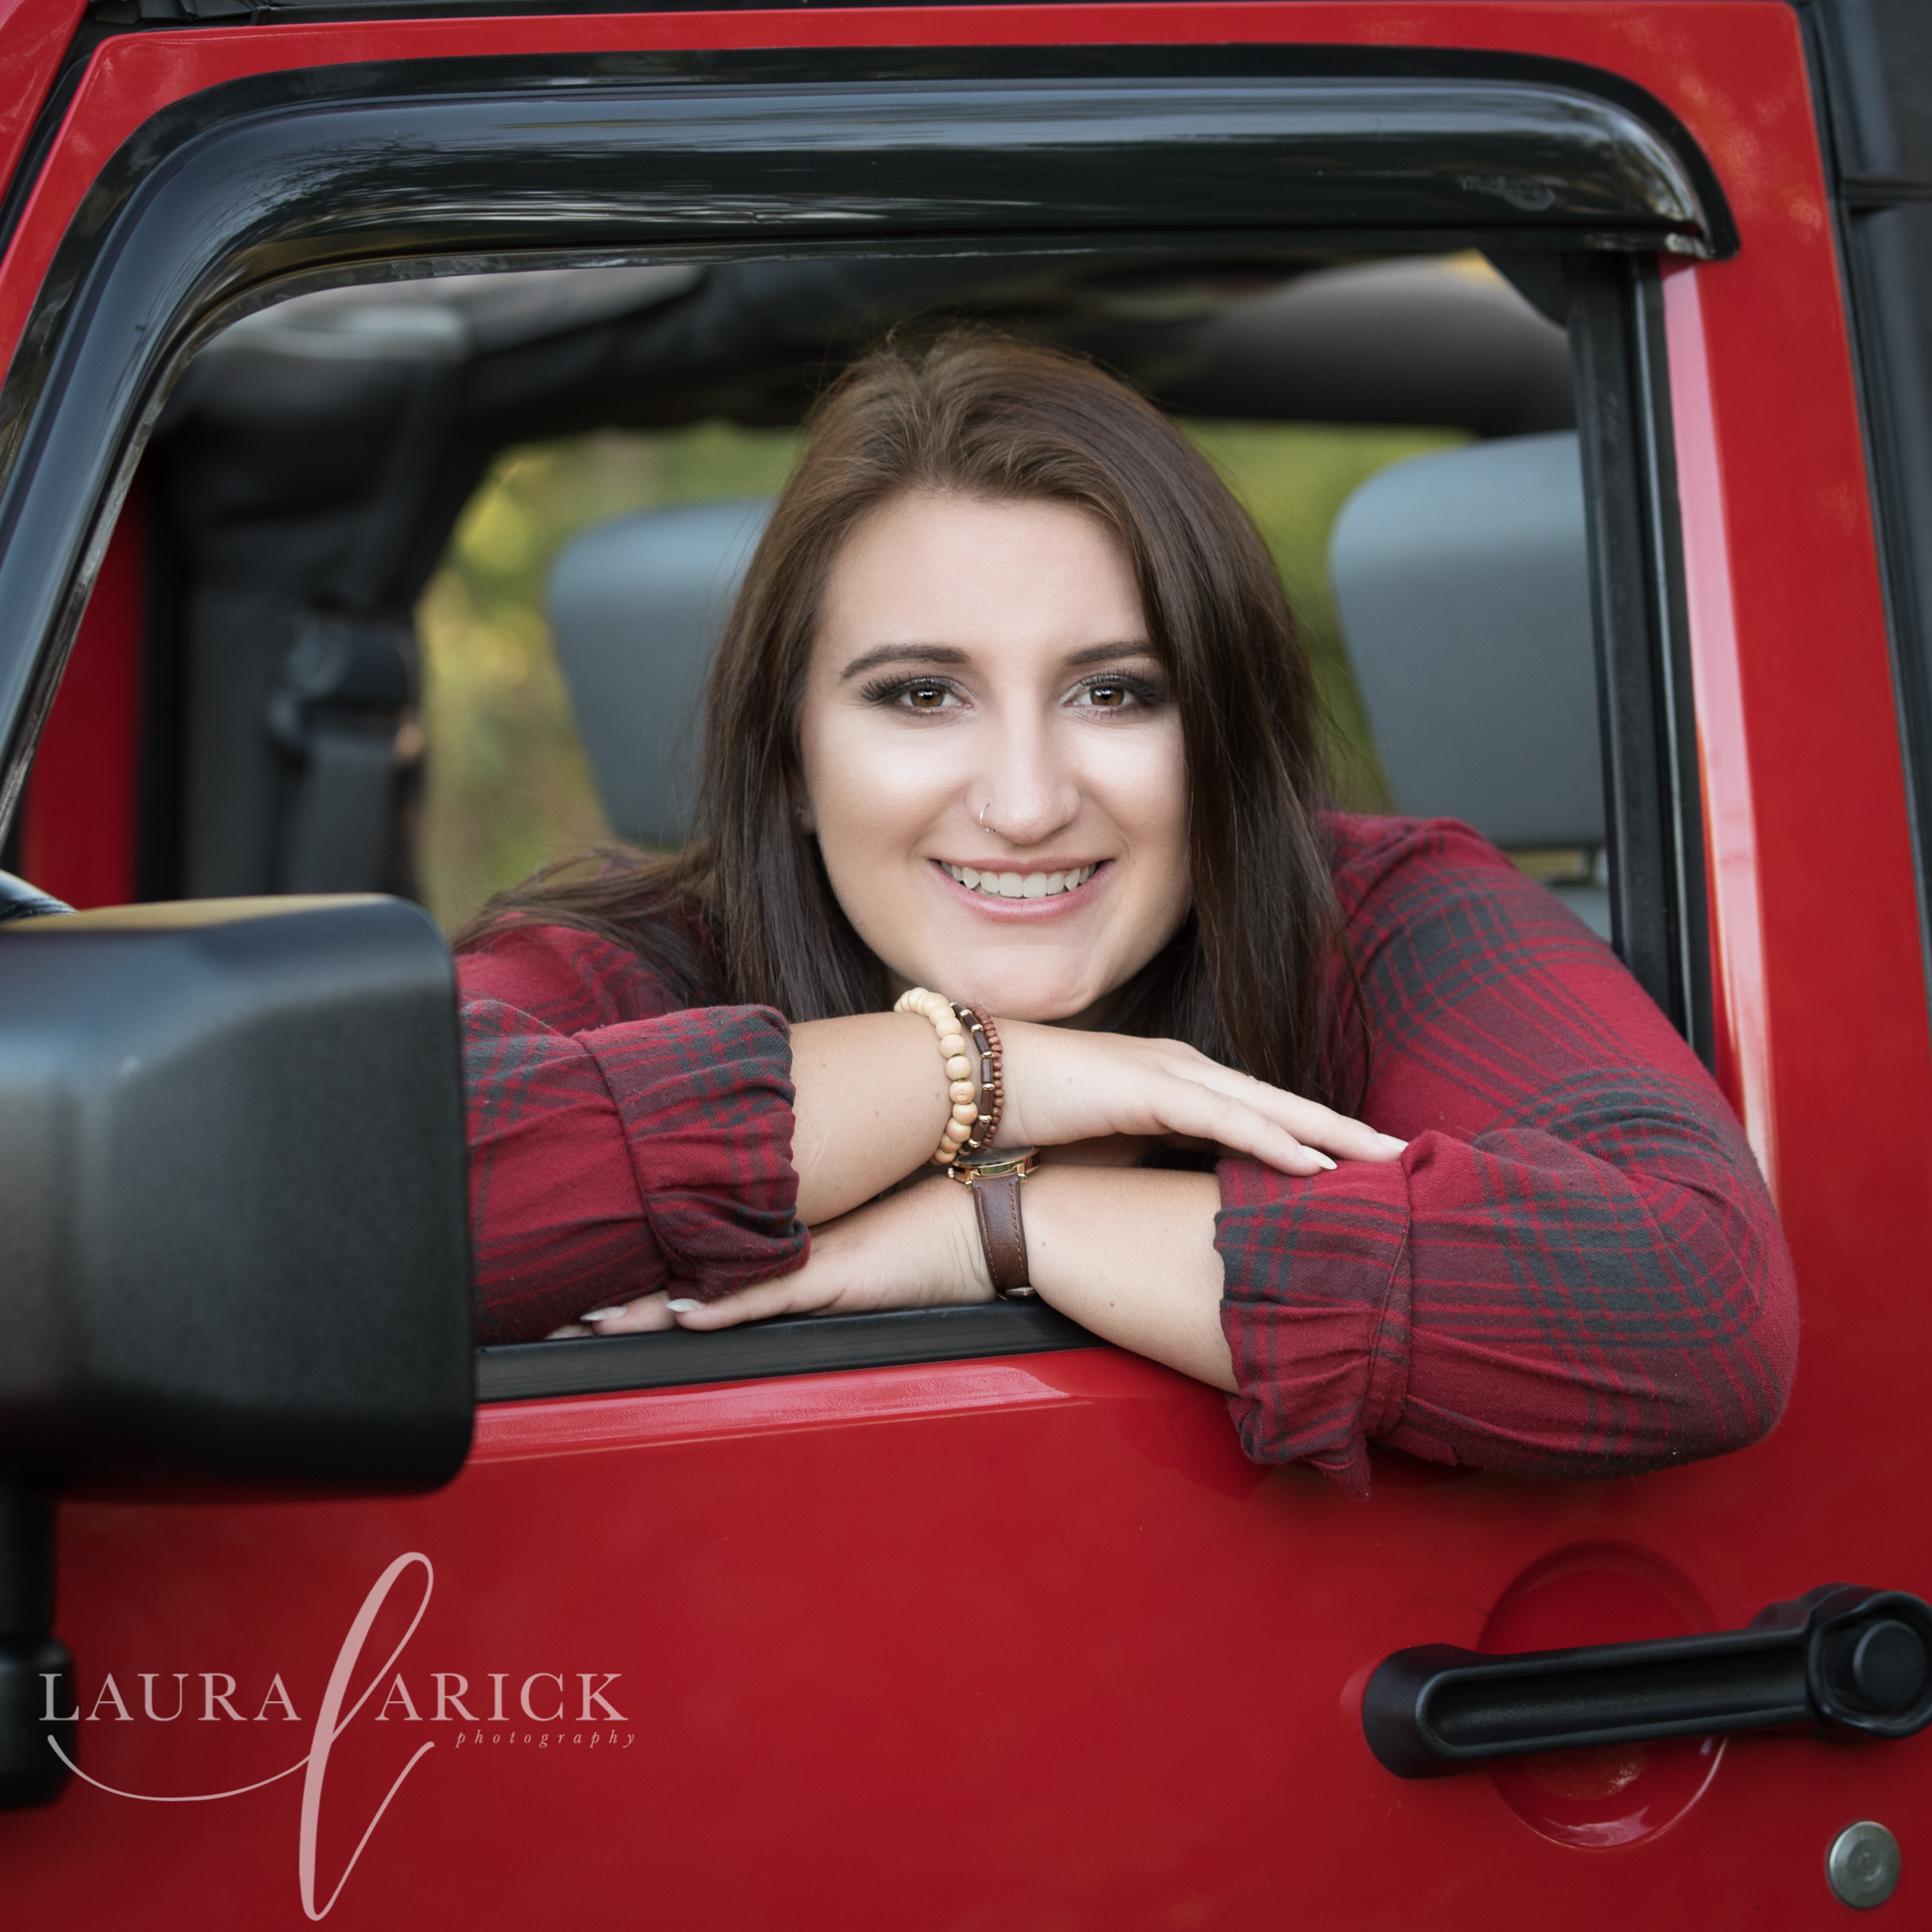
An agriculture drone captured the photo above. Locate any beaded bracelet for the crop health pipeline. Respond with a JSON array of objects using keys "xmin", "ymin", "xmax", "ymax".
[
  {"xmin": 949, "ymin": 1006, "xmax": 1005, "ymax": 1163},
  {"xmin": 892, "ymin": 987, "xmax": 1003, "ymax": 1168}
]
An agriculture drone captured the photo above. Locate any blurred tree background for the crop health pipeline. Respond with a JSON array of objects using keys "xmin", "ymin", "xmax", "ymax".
[{"xmin": 416, "ymin": 419, "xmax": 1461, "ymax": 932}]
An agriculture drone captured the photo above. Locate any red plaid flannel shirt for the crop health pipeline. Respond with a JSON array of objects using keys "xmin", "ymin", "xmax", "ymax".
[{"xmin": 458, "ymin": 814, "xmax": 1797, "ymax": 1492}]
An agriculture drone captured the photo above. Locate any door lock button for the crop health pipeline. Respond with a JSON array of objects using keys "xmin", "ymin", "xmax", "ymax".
[{"xmin": 1847, "ymin": 1622, "xmax": 1929, "ymax": 1712}]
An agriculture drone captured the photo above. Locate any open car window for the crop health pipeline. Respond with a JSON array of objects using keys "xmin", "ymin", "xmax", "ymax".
[{"xmin": 56, "ymin": 243, "xmax": 1685, "ymax": 1401}]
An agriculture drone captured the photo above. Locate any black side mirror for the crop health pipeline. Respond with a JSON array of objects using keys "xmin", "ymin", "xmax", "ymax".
[{"xmin": 0, "ymin": 894, "xmax": 473, "ymax": 1804}]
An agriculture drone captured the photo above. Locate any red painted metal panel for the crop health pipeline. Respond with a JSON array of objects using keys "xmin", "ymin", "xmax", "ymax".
[
  {"xmin": 1666, "ymin": 262, "xmax": 1770, "ymax": 1174},
  {"xmin": 17, "ymin": 472, "xmax": 144, "ymax": 906},
  {"xmin": 0, "ymin": 6, "xmax": 1924, "ymax": 1924},
  {"xmin": 0, "ymin": 0, "xmax": 86, "ymax": 220},
  {"xmin": 3, "ymin": 1351, "xmax": 1921, "ymax": 1929}
]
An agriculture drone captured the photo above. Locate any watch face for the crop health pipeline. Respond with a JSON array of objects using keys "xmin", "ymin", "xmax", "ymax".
[{"xmin": 960, "ymin": 1149, "xmax": 1039, "ymax": 1184}]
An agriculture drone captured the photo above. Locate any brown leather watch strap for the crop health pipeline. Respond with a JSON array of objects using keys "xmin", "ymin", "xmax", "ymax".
[{"xmin": 972, "ymin": 1172, "xmax": 1035, "ymax": 1299}]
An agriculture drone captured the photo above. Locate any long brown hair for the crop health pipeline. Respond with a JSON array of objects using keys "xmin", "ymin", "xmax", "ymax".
[{"xmin": 462, "ymin": 332, "xmax": 1353, "ymax": 1100}]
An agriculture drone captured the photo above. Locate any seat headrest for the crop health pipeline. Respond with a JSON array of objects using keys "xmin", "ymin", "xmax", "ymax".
[
  {"xmin": 1328, "ymin": 431, "xmax": 1601, "ymax": 850},
  {"xmin": 546, "ymin": 499, "xmax": 772, "ymax": 847}
]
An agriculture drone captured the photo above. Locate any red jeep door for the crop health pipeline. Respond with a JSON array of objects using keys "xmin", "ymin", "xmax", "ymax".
[{"xmin": 0, "ymin": 5, "xmax": 1927, "ymax": 1926}]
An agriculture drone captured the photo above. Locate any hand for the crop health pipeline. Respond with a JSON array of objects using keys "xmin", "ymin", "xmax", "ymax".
[
  {"xmin": 576, "ymin": 1176, "xmax": 991, "ymax": 1335},
  {"xmin": 996, "ymin": 1022, "xmax": 1405, "ymax": 1178}
]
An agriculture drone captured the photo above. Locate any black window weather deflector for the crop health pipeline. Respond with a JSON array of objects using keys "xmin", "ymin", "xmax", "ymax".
[{"xmin": 0, "ymin": 43, "xmax": 1735, "ymax": 837}]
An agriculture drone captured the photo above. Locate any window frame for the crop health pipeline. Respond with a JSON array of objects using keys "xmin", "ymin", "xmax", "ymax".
[{"xmin": 1570, "ymin": 254, "xmax": 1713, "ymax": 1059}]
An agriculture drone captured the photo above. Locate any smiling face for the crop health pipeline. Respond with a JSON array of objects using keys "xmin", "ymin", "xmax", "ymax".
[{"xmin": 796, "ymin": 490, "xmax": 1192, "ymax": 1023}]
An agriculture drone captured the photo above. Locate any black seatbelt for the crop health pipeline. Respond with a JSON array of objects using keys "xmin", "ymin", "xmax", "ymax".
[
  {"xmin": 266, "ymin": 614, "xmax": 420, "ymax": 894},
  {"xmin": 259, "ymin": 340, "xmax": 460, "ymax": 897}
]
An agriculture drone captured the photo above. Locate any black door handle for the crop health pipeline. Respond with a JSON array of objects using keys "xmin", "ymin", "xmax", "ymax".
[{"xmin": 1363, "ymin": 1584, "xmax": 1932, "ymax": 1777}]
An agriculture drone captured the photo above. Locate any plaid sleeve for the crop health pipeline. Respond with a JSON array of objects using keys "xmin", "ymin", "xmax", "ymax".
[
  {"xmin": 459, "ymin": 929, "xmax": 805, "ymax": 1344},
  {"xmin": 1215, "ymin": 817, "xmax": 1798, "ymax": 1498}
]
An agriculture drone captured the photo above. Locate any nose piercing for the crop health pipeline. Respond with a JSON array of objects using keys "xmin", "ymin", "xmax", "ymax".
[{"xmin": 979, "ymin": 799, "xmax": 991, "ymax": 831}]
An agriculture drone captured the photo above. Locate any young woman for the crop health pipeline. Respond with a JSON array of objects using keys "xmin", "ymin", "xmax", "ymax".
[{"xmin": 456, "ymin": 333, "xmax": 1795, "ymax": 1496}]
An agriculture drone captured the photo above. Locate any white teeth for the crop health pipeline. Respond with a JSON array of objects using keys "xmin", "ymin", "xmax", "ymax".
[{"xmin": 942, "ymin": 862, "xmax": 1098, "ymax": 900}]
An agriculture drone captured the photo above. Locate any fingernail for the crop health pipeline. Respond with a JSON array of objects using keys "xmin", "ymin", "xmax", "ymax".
[
  {"xmin": 1310, "ymin": 1151, "xmax": 1338, "ymax": 1171},
  {"xmin": 1374, "ymin": 1134, "xmax": 1409, "ymax": 1154},
  {"xmin": 666, "ymin": 1299, "xmax": 701, "ymax": 1313},
  {"xmin": 579, "ymin": 1307, "xmax": 623, "ymax": 1322}
]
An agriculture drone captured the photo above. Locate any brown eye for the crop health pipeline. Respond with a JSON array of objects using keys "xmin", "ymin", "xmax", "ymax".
[
  {"xmin": 905, "ymin": 683, "xmax": 949, "ymax": 710},
  {"xmin": 1073, "ymin": 671, "xmax": 1165, "ymax": 712}
]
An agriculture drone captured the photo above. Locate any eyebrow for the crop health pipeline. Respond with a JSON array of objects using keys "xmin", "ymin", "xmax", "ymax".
[
  {"xmin": 1064, "ymin": 641, "xmax": 1157, "ymax": 668},
  {"xmin": 837, "ymin": 640, "xmax": 1157, "ymax": 680},
  {"xmin": 838, "ymin": 644, "xmax": 969, "ymax": 681}
]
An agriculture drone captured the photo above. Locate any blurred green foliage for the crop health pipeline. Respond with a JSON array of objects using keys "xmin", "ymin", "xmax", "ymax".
[
  {"xmin": 416, "ymin": 417, "xmax": 1461, "ymax": 932},
  {"xmin": 417, "ymin": 424, "xmax": 799, "ymax": 929}
]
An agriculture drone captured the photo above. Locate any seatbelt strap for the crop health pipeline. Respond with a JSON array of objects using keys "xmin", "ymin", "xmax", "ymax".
[
  {"xmin": 265, "ymin": 340, "xmax": 459, "ymax": 897},
  {"xmin": 282, "ymin": 730, "xmax": 398, "ymax": 893},
  {"xmin": 267, "ymin": 614, "xmax": 419, "ymax": 894}
]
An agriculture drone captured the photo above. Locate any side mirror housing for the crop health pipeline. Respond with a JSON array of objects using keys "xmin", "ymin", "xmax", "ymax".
[
  {"xmin": 0, "ymin": 894, "xmax": 473, "ymax": 1488},
  {"xmin": 0, "ymin": 894, "xmax": 474, "ymax": 1803}
]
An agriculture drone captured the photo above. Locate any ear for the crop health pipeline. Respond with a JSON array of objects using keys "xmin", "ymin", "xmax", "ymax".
[{"xmin": 792, "ymin": 796, "xmax": 817, "ymax": 835}]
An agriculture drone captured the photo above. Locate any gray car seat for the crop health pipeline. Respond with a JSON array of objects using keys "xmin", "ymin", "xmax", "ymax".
[
  {"xmin": 547, "ymin": 499, "xmax": 772, "ymax": 848},
  {"xmin": 1328, "ymin": 431, "xmax": 1610, "ymax": 937}
]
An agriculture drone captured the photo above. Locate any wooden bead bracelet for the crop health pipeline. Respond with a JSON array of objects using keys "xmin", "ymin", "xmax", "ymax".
[{"xmin": 892, "ymin": 986, "xmax": 1005, "ymax": 1168}]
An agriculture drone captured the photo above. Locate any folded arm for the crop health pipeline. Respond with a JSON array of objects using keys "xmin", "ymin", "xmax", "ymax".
[
  {"xmin": 462, "ymin": 985, "xmax": 806, "ymax": 1344},
  {"xmin": 1217, "ymin": 1064, "xmax": 1794, "ymax": 1496},
  {"xmin": 1211, "ymin": 817, "xmax": 1797, "ymax": 1495},
  {"xmin": 458, "ymin": 917, "xmax": 1394, "ymax": 1340}
]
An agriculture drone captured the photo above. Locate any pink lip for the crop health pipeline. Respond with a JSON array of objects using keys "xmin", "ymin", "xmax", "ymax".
[{"xmin": 928, "ymin": 857, "xmax": 1112, "ymax": 918}]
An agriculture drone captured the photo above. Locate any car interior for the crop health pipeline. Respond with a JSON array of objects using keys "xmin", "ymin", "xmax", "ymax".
[
  {"xmin": 9, "ymin": 249, "xmax": 1584, "ymax": 886},
  {"xmin": 6, "ymin": 243, "xmax": 1622, "ymax": 1384}
]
